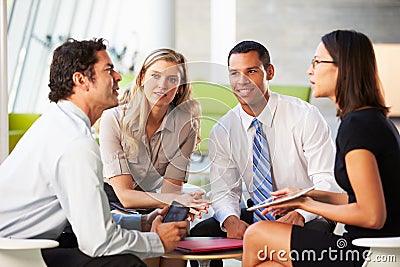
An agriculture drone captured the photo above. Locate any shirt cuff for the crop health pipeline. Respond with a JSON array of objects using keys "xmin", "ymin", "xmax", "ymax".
[
  {"xmin": 218, "ymin": 214, "xmax": 241, "ymax": 232},
  {"xmin": 213, "ymin": 207, "xmax": 241, "ymax": 232},
  {"xmin": 142, "ymin": 232, "xmax": 165, "ymax": 258},
  {"xmin": 103, "ymin": 151, "xmax": 131, "ymax": 178},
  {"xmin": 295, "ymin": 209, "xmax": 318, "ymax": 223},
  {"xmin": 112, "ymin": 213, "xmax": 142, "ymax": 231}
]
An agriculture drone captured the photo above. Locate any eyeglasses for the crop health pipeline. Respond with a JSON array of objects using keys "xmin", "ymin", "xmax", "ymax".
[{"xmin": 311, "ymin": 57, "xmax": 336, "ymax": 69}]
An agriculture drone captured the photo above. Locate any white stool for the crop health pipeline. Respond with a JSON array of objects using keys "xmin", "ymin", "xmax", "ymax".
[
  {"xmin": 0, "ymin": 237, "xmax": 59, "ymax": 267},
  {"xmin": 352, "ymin": 236, "xmax": 400, "ymax": 267}
]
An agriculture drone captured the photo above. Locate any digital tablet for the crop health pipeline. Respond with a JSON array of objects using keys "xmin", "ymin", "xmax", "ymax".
[{"xmin": 247, "ymin": 186, "xmax": 315, "ymax": 211}]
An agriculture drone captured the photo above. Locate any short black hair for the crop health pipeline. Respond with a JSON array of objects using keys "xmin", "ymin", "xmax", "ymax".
[
  {"xmin": 228, "ymin": 40, "xmax": 271, "ymax": 70},
  {"xmin": 48, "ymin": 38, "xmax": 107, "ymax": 102}
]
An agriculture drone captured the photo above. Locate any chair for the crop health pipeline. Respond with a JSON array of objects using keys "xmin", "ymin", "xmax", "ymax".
[
  {"xmin": 352, "ymin": 237, "xmax": 400, "ymax": 267},
  {"xmin": 191, "ymin": 83, "xmax": 311, "ymax": 156},
  {"xmin": 8, "ymin": 113, "xmax": 41, "ymax": 153},
  {"xmin": 269, "ymin": 84, "xmax": 311, "ymax": 102},
  {"xmin": 0, "ymin": 237, "xmax": 58, "ymax": 267},
  {"xmin": 119, "ymin": 73, "xmax": 135, "ymax": 90},
  {"xmin": 191, "ymin": 81, "xmax": 238, "ymax": 156}
]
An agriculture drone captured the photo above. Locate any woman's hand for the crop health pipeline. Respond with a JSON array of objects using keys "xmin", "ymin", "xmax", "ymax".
[
  {"xmin": 259, "ymin": 187, "xmax": 314, "ymax": 217},
  {"xmin": 261, "ymin": 195, "xmax": 313, "ymax": 217},
  {"xmin": 174, "ymin": 190, "xmax": 211, "ymax": 220},
  {"xmin": 259, "ymin": 187, "xmax": 302, "ymax": 216},
  {"xmin": 270, "ymin": 187, "xmax": 302, "ymax": 198}
]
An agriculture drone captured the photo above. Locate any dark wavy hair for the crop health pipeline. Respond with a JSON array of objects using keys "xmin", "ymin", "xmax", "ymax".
[
  {"xmin": 322, "ymin": 30, "xmax": 389, "ymax": 119},
  {"xmin": 48, "ymin": 38, "xmax": 107, "ymax": 102},
  {"xmin": 228, "ymin": 40, "xmax": 271, "ymax": 70}
]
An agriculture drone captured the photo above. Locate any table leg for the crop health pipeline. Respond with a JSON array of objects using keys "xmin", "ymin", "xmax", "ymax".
[{"xmin": 197, "ymin": 259, "xmax": 211, "ymax": 267}]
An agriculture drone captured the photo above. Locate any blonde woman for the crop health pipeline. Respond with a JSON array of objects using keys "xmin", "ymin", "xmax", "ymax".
[{"xmin": 100, "ymin": 48, "xmax": 208, "ymax": 211}]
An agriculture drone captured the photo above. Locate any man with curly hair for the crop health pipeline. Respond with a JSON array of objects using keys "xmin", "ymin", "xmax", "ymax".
[{"xmin": 0, "ymin": 38, "xmax": 187, "ymax": 267}]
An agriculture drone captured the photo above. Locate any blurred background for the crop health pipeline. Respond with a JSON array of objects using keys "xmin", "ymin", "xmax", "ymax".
[
  {"xmin": 2, "ymin": 0, "xmax": 400, "ymax": 163},
  {"xmin": 3, "ymin": 0, "xmax": 400, "ymax": 112}
]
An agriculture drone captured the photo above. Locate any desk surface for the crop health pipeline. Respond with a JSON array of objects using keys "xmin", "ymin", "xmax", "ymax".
[
  {"xmin": 163, "ymin": 248, "xmax": 242, "ymax": 261},
  {"xmin": 163, "ymin": 237, "xmax": 243, "ymax": 261}
]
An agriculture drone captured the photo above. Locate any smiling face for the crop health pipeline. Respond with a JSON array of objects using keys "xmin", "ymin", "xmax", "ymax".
[
  {"xmin": 141, "ymin": 59, "xmax": 182, "ymax": 108},
  {"xmin": 228, "ymin": 51, "xmax": 274, "ymax": 116},
  {"xmin": 307, "ymin": 42, "xmax": 338, "ymax": 101}
]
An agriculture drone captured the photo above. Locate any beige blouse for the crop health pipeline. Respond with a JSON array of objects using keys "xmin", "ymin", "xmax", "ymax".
[{"xmin": 99, "ymin": 105, "xmax": 197, "ymax": 192}]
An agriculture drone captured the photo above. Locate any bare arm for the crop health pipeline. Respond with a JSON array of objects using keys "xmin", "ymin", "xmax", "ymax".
[
  {"xmin": 307, "ymin": 189, "xmax": 348, "ymax": 205},
  {"xmin": 110, "ymin": 174, "xmax": 175, "ymax": 208},
  {"xmin": 161, "ymin": 178, "xmax": 183, "ymax": 193},
  {"xmin": 306, "ymin": 149, "xmax": 386, "ymax": 229},
  {"xmin": 271, "ymin": 187, "xmax": 348, "ymax": 205},
  {"xmin": 265, "ymin": 149, "xmax": 386, "ymax": 229},
  {"xmin": 110, "ymin": 174, "xmax": 209, "ymax": 210}
]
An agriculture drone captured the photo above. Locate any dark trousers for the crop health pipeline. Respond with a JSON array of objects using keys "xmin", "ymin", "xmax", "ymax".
[
  {"xmin": 41, "ymin": 232, "xmax": 146, "ymax": 267},
  {"xmin": 189, "ymin": 208, "xmax": 336, "ymax": 267}
]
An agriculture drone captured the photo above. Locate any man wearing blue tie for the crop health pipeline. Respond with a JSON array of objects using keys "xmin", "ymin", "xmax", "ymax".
[{"xmin": 190, "ymin": 40, "xmax": 342, "ymax": 267}]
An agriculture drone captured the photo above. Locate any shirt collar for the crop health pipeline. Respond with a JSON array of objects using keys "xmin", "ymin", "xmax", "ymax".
[
  {"xmin": 57, "ymin": 100, "xmax": 91, "ymax": 129},
  {"xmin": 239, "ymin": 91, "xmax": 278, "ymax": 130},
  {"xmin": 130, "ymin": 105, "xmax": 175, "ymax": 133},
  {"xmin": 159, "ymin": 105, "xmax": 175, "ymax": 133}
]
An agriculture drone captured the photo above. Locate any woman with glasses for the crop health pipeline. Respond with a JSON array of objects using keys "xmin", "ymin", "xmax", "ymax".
[{"xmin": 242, "ymin": 29, "xmax": 400, "ymax": 267}]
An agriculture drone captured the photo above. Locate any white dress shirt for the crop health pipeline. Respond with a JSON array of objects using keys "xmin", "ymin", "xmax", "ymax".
[
  {"xmin": 209, "ymin": 92, "xmax": 342, "ymax": 228},
  {"xmin": 0, "ymin": 100, "xmax": 164, "ymax": 258}
]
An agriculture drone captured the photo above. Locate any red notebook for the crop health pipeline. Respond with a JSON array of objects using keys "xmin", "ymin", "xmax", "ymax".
[{"xmin": 175, "ymin": 238, "xmax": 243, "ymax": 254}]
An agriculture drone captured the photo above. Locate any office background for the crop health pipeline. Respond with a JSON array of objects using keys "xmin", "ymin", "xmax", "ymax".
[{"xmin": 5, "ymin": 0, "xmax": 400, "ymax": 113}]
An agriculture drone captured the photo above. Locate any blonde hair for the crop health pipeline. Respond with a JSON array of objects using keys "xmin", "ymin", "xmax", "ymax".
[{"xmin": 120, "ymin": 48, "xmax": 200, "ymax": 157}]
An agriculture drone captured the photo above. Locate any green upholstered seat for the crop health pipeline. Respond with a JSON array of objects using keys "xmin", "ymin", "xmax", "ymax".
[
  {"xmin": 270, "ymin": 84, "xmax": 311, "ymax": 102},
  {"xmin": 191, "ymin": 82, "xmax": 238, "ymax": 154},
  {"xmin": 191, "ymin": 82, "xmax": 311, "ymax": 155},
  {"xmin": 8, "ymin": 113, "xmax": 41, "ymax": 152}
]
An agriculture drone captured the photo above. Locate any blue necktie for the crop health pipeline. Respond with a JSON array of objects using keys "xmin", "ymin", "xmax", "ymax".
[{"xmin": 252, "ymin": 119, "xmax": 275, "ymax": 221}]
